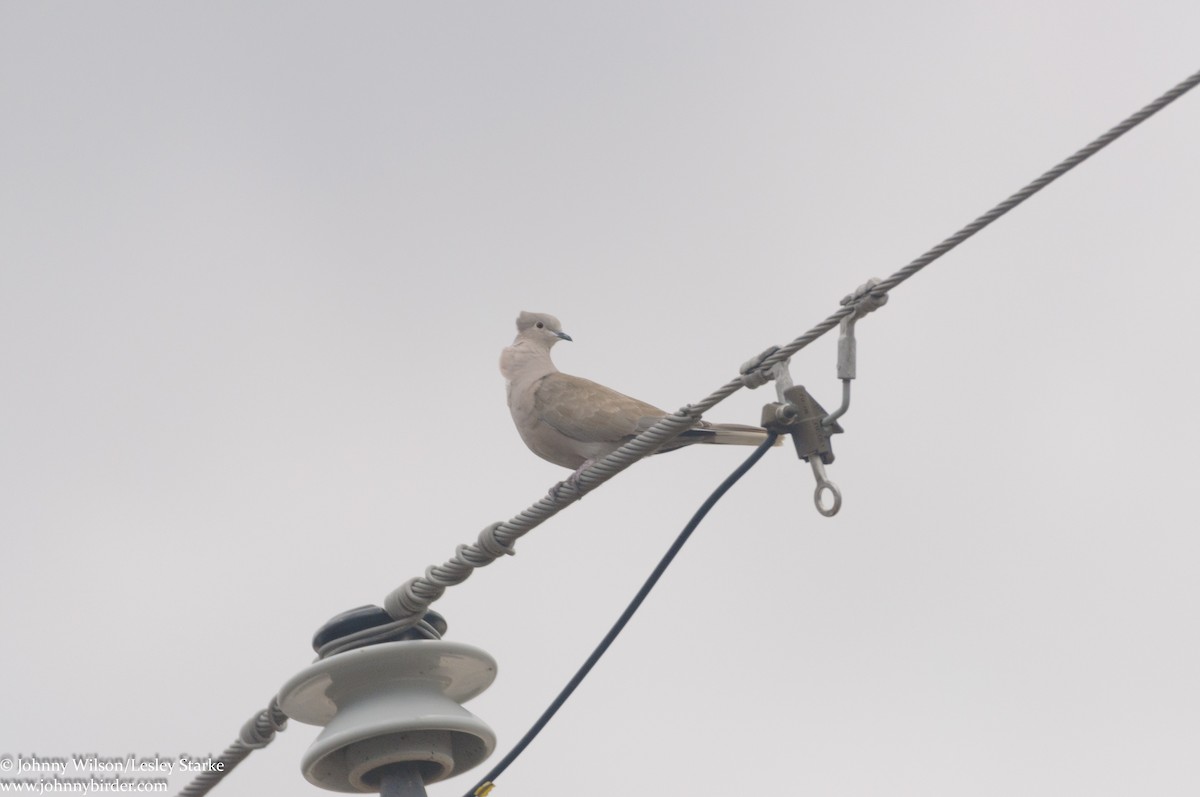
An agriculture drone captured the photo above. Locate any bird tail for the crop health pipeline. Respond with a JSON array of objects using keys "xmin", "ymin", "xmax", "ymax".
[{"xmin": 675, "ymin": 422, "xmax": 782, "ymax": 448}]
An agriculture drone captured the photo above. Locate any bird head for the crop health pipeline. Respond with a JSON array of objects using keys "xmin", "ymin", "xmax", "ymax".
[{"xmin": 515, "ymin": 311, "xmax": 573, "ymax": 348}]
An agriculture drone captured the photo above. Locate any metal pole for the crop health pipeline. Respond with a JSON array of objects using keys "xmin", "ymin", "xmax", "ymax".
[{"xmin": 377, "ymin": 763, "xmax": 428, "ymax": 797}]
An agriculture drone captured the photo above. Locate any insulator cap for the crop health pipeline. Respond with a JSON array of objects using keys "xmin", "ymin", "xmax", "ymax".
[{"xmin": 279, "ymin": 641, "xmax": 497, "ymax": 792}]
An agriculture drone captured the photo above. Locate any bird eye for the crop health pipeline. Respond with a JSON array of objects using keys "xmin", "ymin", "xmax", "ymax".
[{"xmin": 536, "ymin": 322, "xmax": 544, "ymax": 328}]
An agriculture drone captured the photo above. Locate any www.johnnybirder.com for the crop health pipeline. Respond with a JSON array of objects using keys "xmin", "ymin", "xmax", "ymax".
[
  {"xmin": 0, "ymin": 753, "xmax": 222, "ymax": 793},
  {"xmin": 0, "ymin": 777, "xmax": 167, "ymax": 794}
]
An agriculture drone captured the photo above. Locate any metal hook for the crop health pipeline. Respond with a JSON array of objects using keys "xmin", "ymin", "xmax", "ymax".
[
  {"xmin": 822, "ymin": 378, "xmax": 852, "ymax": 428},
  {"xmin": 809, "ymin": 458, "xmax": 842, "ymax": 517}
]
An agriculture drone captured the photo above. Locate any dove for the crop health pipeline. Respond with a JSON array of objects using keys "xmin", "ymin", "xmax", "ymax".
[{"xmin": 500, "ymin": 311, "xmax": 775, "ymax": 473}]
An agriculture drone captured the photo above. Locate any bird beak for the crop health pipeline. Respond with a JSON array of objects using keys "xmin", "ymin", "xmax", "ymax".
[{"xmin": 556, "ymin": 331, "xmax": 573, "ymax": 342}]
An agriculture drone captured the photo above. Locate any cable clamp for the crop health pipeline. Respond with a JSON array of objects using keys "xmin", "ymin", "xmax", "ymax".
[
  {"xmin": 836, "ymin": 278, "xmax": 887, "ymax": 382},
  {"xmin": 762, "ymin": 385, "xmax": 844, "ymax": 516},
  {"xmin": 739, "ymin": 345, "xmax": 781, "ymax": 388},
  {"xmin": 840, "ymin": 277, "xmax": 889, "ymax": 318}
]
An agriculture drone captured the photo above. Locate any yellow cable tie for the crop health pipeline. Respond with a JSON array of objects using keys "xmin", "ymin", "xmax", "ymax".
[{"xmin": 475, "ymin": 782, "xmax": 496, "ymax": 797}]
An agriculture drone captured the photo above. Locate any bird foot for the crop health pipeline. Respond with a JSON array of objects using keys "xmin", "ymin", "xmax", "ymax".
[
  {"xmin": 547, "ymin": 461, "xmax": 594, "ymax": 502},
  {"xmin": 548, "ymin": 479, "xmax": 581, "ymax": 502}
]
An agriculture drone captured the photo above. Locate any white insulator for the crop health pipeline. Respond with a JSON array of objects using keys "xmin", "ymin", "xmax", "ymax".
[{"xmin": 278, "ymin": 641, "xmax": 497, "ymax": 793}]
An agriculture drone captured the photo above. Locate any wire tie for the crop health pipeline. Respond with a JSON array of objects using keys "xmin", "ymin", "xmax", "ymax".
[
  {"xmin": 239, "ymin": 703, "xmax": 287, "ymax": 749},
  {"xmin": 474, "ymin": 782, "xmax": 496, "ymax": 796},
  {"xmin": 476, "ymin": 522, "xmax": 517, "ymax": 558}
]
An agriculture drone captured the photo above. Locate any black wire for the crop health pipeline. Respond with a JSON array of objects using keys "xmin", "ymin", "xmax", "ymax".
[{"xmin": 465, "ymin": 431, "xmax": 780, "ymax": 796}]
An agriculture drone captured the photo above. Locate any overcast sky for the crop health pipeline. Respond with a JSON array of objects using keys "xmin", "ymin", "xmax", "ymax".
[{"xmin": 3, "ymin": 3, "xmax": 1199, "ymax": 796}]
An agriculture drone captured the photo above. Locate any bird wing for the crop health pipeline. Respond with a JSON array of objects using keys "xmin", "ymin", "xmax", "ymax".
[{"xmin": 533, "ymin": 372, "xmax": 667, "ymax": 444}]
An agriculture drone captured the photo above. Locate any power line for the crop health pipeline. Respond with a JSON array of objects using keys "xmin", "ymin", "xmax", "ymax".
[{"xmin": 176, "ymin": 66, "xmax": 1200, "ymax": 797}]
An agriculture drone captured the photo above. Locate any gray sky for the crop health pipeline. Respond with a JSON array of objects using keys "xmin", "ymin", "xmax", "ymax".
[{"xmin": 3, "ymin": 2, "xmax": 1199, "ymax": 795}]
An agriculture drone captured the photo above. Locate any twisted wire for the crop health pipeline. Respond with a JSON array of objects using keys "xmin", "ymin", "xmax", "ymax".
[
  {"xmin": 327, "ymin": 66, "xmax": 1200, "ymax": 657},
  {"xmin": 872, "ymin": 68, "xmax": 1200, "ymax": 297},
  {"xmin": 175, "ymin": 66, "xmax": 1200, "ymax": 796},
  {"xmin": 176, "ymin": 698, "xmax": 287, "ymax": 797}
]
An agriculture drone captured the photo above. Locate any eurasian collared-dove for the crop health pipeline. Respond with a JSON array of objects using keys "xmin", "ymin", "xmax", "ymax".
[{"xmin": 501, "ymin": 311, "xmax": 775, "ymax": 471}]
